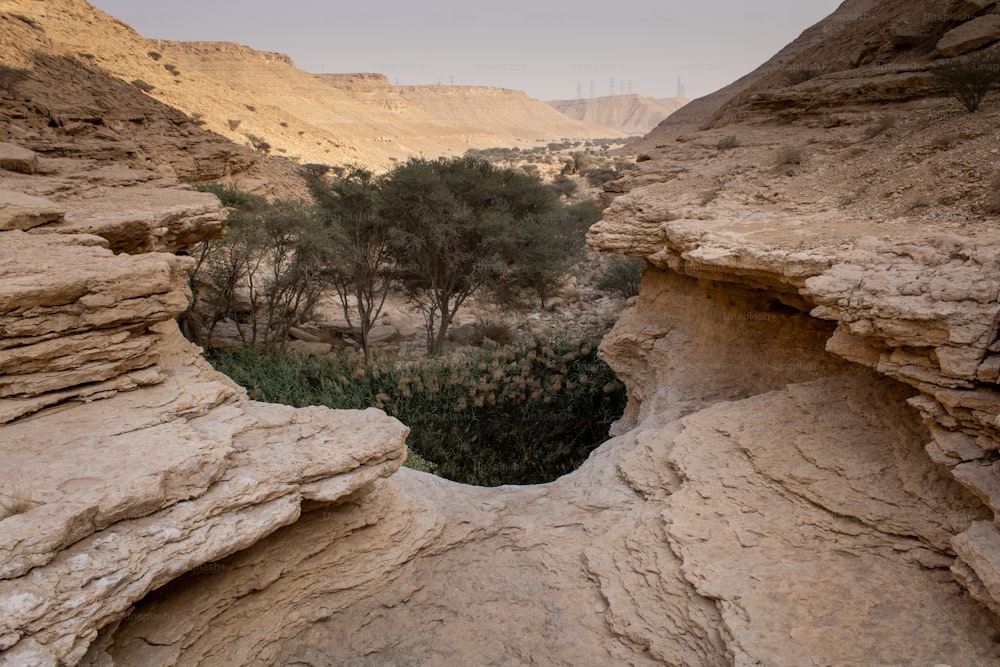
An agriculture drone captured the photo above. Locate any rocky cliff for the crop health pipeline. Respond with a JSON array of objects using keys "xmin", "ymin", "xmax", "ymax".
[
  {"xmin": 548, "ymin": 94, "xmax": 688, "ymax": 136},
  {"xmin": 5, "ymin": 0, "xmax": 1000, "ymax": 665},
  {"xmin": 0, "ymin": 146, "xmax": 407, "ymax": 666},
  {"xmin": 0, "ymin": 0, "xmax": 621, "ymax": 173},
  {"xmin": 154, "ymin": 41, "xmax": 624, "ymax": 169}
]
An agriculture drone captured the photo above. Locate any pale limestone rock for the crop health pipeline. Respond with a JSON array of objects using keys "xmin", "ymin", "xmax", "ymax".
[
  {"xmin": 0, "ymin": 322, "xmax": 407, "ymax": 666},
  {"xmin": 82, "ymin": 268, "xmax": 1000, "ymax": 667},
  {"xmin": 0, "ymin": 232, "xmax": 192, "ymax": 422},
  {"xmin": 44, "ymin": 187, "xmax": 227, "ymax": 254},
  {"xmin": 366, "ymin": 323, "xmax": 400, "ymax": 346},
  {"xmin": 0, "ymin": 143, "xmax": 38, "ymax": 175},
  {"xmin": 0, "ymin": 191, "xmax": 63, "ymax": 231},
  {"xmin": 588, "ymin": 159, "xmax": 1000, "ymax": 623},
  {"xmin": 937, "ymin": 15, "xmax": 1000, "ymax": 56},
  {"xmin": 953, "ymin": 461, "xmax": 1000, "ymax": 512},
  {"xmin": 953, "ymin": 522, "xmax": 1000, "ymax": 616},
  {"xmin": 7, "ymin": 0, "xmax": 1000, "ymax": 662}
]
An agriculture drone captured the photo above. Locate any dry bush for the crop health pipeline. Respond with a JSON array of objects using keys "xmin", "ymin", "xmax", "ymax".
[
  {"xmin": 863, "ymin": 115, "xmax": 897, "ymax": 140},
  {"xmin": 0, "ymin": 483, "xmax": 35, "ymax": 520},
  {"xmin": 930, "ymin": 51, "xmax": 1000, "ymax": 112},
  {"xmin": 931, "ymin": 134, "xmax": 961, "ymax": 150},
  {"xmin": 775, "ymin": 146, "xmax": 806, "ymax": 171}
]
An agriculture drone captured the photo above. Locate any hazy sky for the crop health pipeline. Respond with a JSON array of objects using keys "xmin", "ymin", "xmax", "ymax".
[{"xmin": 88, "ymin": 0, "xmax": 843, "ymax": 101}]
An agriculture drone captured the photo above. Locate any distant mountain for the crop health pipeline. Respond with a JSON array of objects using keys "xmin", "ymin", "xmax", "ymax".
[
  {"xmin": 4, "ymin": 0, "xmax": 622, "ymax": 171},
  {"xmin": 547, "ymin": 95, "xmax": 688, "ymax": 136}
]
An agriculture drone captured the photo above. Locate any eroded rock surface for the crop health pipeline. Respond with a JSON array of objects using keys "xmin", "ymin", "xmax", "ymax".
[
  {"xmin": 0, "ymin": 152, "xmax": 407, "ymax": 667},
  {"xmin": 85, "ymin": 268, "xmax": 1000, "ymax": 667},
  {"xmin": 6, "ymin": 0, "xmax": 1000, "ymax": 664}
]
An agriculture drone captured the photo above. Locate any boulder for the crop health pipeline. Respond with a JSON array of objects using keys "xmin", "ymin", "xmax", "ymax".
[
  {"xmin": 956, "ymin": 0, "xmax": 996, "ymax": 17},
  {"xmin": 367, "ymin": 324, "xmax": 400, "ymax": 346},
  {"xmin": 0, "ymin": 191, "xmax": 63, "ymax": 231},
  {"xmin": 0, "ymin": 143, "xmax": 39, "ymax": 175},
  {"xmin": 937, "ymin": 14, "xmax": 1000, "ymax": 56}
]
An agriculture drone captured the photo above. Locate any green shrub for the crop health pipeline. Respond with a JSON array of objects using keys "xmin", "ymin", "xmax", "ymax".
[
  {"xmin": 130, "ymin": 79, "xmax": 155, "ymax": 93},
  {"xmin": 404, "ymin": 450, "xmax": 438, "ymax": 473},
  {"xmin": 596, "ymin": 256, "xmax": 644, "ymax": 300},
  {"xmin": 147, "ymin": 50, "xmax": 162, "ymax": 61},
  {"xmin": 300, "ymin": 163, "xmax": 331, "ymax": 179},
  {"xmin": 206, "ymin": 329, "xmax": 627, "ymax": 486},
  {"xmin": 194, "ymin": 182, "xmax": 267, "ymax": 211},
  {"xmin": 783, "ymin": 66, "xmax": 824, "ymax": 85},
  {"xmin": 245, "ymin": 133, "xmax": 271, "ymax": 154},
  {"xmin": 472, "ymin": 318, "xmax": 516, "ymax": 346},
  {"xmin": 930, "ymin": 51, "xmax": 1000, "ymax": 112},
  {"xmin": 164, "ymin": 63, "xmax": 180, "ymax": 76},
  {"xmin": 551, "ymin": 174, "xmax": 578, "ymax": 198},
  {"xmin": 187, "ymin": 185, "xmax": 334, "ymax": 349}
]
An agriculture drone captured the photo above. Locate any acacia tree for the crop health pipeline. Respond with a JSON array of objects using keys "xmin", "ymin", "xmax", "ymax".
[
  {"xmin": 378, "ymin": 156, "xmax": 565, "ymax": 354},
  {"xmin": 183, "ymin": 185, "xmax": 334, "ymax": 350},
  {"xmin": 254, "ymin": 198, "xmax": 332, "ymax": 347},
  {"xmin": 309, "ymin": 166, "xmax": 391, "ymax": 360}
]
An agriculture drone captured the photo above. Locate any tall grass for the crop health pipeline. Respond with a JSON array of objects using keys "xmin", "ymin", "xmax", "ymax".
[{"xmin": 207, "ymin": 329, "xmax": 627, "ymax": 486}]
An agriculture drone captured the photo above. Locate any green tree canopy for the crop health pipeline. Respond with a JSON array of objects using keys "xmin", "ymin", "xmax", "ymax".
[
  {"xmin": 309, "ymin": 166, "xmax": 391, "ymax": 360},
  {"xmin": 378, "ymin": 156, "xmax": 566, "ymax": 354}
]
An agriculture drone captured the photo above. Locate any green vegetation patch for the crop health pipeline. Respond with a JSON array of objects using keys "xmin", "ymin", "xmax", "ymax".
[{"xmin": 207, "ymin": 329, "xmax": 627, "ymax": 486}]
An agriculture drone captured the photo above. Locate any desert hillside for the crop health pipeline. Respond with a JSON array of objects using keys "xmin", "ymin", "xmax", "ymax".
[
  {"xmin": 6, "ymin": 0, "xmax": 1000, "ymax": 665},
  {"xmin": 0, "ymin": 0, "xmax": 621, "ymax": 171},
  {"xmin": 548, "ymin": 94, "xmax": 688, "ymax": 135}
]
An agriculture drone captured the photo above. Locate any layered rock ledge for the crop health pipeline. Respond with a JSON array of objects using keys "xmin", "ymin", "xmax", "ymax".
[{"xmin": 0, "ymin": 150, "xmax": 407, "ymax": 666}]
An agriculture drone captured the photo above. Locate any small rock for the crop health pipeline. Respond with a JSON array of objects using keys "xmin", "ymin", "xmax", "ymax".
[{"xmin": 286, "ymin": 340, "xmax": 333, "ymax": 356}]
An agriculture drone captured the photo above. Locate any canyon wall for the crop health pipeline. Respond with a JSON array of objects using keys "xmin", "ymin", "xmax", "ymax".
[
  {"xmin": 0, "ymin": 146, "xmax": 407, "ymax": 666},
  {"xmin": 4, "ymin": 0, "xmax": 1000, "ymax": 665}
]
